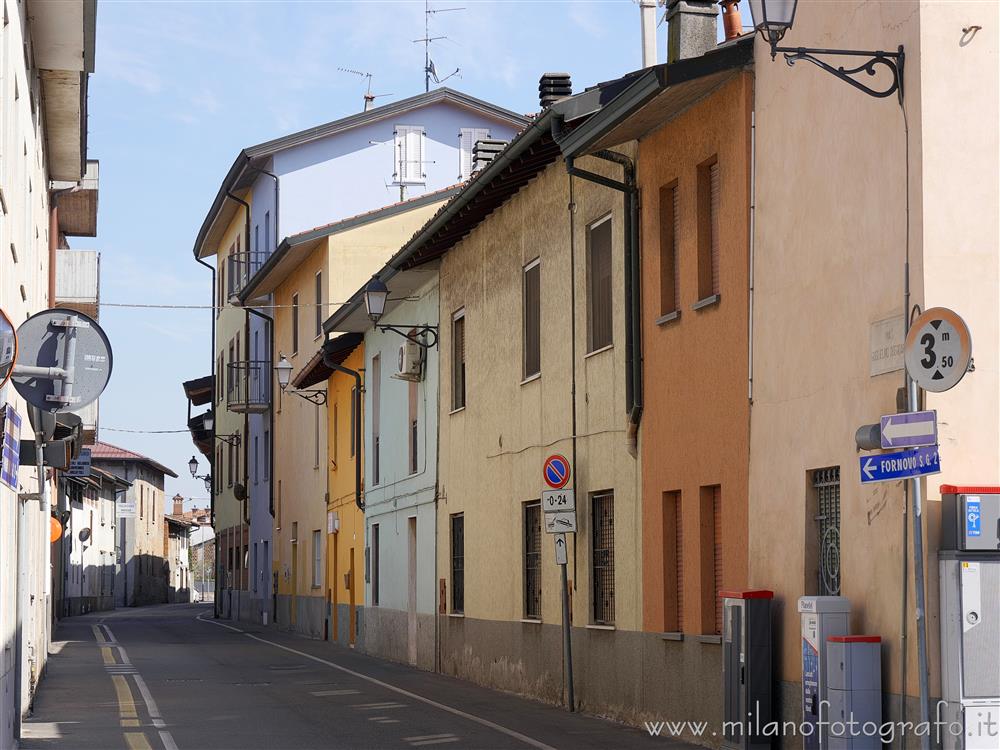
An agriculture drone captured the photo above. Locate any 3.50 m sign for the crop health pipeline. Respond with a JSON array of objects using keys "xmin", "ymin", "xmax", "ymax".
[{"xmin": 903, "ymin": 307, "xmax": 971, "ymax": 393}]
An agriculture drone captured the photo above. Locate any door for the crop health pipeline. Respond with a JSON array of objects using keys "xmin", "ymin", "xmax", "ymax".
[
  {"xmin": 330, "ymin": 531, "xmax": 338, "ymax": 642},
  {"xmin": 348, "ymin": 548, "xmax": 356, "ymax": 646},
  {"xmin": 290, "ymin": 540, "xmax": 298, "ymax": 627},
  {"xmin": 407, "ymin": 517, "xmax": 417, "ymax": 665}
]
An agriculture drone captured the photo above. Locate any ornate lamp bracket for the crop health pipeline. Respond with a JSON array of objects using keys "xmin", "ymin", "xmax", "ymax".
[{"xmin": 771, "ymin": 43, "xmax": 905, "ymax": 102}]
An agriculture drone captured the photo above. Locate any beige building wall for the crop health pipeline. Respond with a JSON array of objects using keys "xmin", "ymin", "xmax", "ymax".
[
  {"xmin": 750, "ymin": 0, "xmax": 998, "ymax": 728},
  {"xmin": 436, "ymin": 151, "xmax": 644, "ymax": 719}
]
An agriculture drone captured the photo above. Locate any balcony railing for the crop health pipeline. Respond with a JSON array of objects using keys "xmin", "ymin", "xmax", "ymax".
[
  {"xmin": 227, "ymin": 360, "xmax": 271, "ymax": 413},
  {"xmin": 227, "ymin": 251, "xmax": 268, "ymax": 300}
]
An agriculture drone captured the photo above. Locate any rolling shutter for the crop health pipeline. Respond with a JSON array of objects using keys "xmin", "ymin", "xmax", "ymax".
[{"xmin": 709, "ymin": 161, "xmax": 720, "ymax": 295}]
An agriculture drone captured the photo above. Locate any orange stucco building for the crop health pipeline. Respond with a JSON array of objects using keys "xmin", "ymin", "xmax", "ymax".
[{"xmin": 638, "ymin": 71, "xmax": 753, "ymax": 640}]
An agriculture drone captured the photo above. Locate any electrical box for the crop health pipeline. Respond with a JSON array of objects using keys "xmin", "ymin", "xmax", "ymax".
[
  {"xmin": 393, "ymin": 341, "xmax": 423, "ymax": 382},
  {"xmin": 826, "ymin": 636, "xmax": 882, "ymax": 749},
  {"xmin": 941, "ymin": 485, "xmax": 1000, "ymax": 552},
  {"xmin": 939, "ymin": 551, "xmax": 1000, "ymax": 749},
  {"xmin": 798, "ymin": 596, "xmax": 851, "ymax": 749},
  {"xmin": 720, "ymin": 590, "xmax": 773, "ymax": 750}
]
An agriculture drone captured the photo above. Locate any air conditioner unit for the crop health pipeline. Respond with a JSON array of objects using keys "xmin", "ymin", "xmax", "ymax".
[{"xmin": 393, "ymin": 341, "xmax": 423, "ymax": 382}]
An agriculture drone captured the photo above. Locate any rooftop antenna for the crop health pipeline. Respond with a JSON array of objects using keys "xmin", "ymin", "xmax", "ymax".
[
  {"xmin": 413, "ymin": 0, "xmax": 464, "ymax": 93},
  {"xmin": 338, "ymin": 67, "xmax": 393, "ymax": 111}
]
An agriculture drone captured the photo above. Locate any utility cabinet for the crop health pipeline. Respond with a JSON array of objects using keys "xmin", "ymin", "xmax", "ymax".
[
  {"xmin": 798, "ymin": 596, "xmax": 851, "ymax": 749},
  {"xmin": 721, "ymin": 590, "xmax": 773, "ymax": 750},
  {"xmin": 826, "ymin": 636, "xmax": 882, "ymax": 749}
]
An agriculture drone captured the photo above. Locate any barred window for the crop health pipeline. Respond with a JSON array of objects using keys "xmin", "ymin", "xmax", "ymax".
[
  {"xmin": 523, "ymin": 502, "xmax": 542, "ymax": 619},
  {"xmin": 451, "ymin": 514, "xmax": 464, "ymax": 613},
  {"xmin": 591, "ymin": 491, "xmax": 615, "ymax": 624},
  {"xmin": 814, "ymin": 467, "xmax": 841, "ymax": 596}
]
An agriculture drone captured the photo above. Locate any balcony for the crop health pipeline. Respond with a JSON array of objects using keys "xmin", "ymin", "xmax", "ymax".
[
  {"xmin": 227, "ymin": 251, "xmax": 268, "ymax": 301},
  {"xmin": 227, "ymin": 361, "xmax": 271, "ymax": 414}
]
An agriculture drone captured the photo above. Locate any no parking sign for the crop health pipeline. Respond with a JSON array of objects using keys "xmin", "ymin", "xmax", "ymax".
[{"xmin": 543, "ymin": 454, "xmax": 570, "ymax": 489}]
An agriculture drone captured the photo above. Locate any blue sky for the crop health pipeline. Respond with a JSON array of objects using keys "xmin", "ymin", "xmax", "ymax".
[{"xmin": 77, "ymin": 0, "xmax": 686, "ymax": 505}]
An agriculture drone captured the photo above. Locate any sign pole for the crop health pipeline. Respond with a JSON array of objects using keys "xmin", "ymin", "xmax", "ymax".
[
  {"xmin": 560, "ymin": 555, "xmax": 574, "ymax": 712},
  {"xmin": 907, "ymin": 375, "xmax": 931, "ymax": 747}
]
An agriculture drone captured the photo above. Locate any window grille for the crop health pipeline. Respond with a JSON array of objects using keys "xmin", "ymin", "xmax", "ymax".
[
  {"xmin": 814, "ymin": 467, "xmax": 841, "ymax": 596},
  {"xmin": 524, "ymin": 502, "xmax": 541, "ymax": 619},
  {"xmin": 451, "ymin": 514, "xmax": 464, "ymax": 613},
  {"xmin": 591, "ymin": 492, "xmax": 615, "ymax": 624}
]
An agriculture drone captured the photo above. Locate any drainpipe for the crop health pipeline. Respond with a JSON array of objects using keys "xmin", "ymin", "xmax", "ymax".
[
  {"xmin": 249, "ymin": 167, "xmax": 279, "ymax": 251},
  {"xmin": 552, "ymin": 118, "xmax": 643, "ymax": 453},
  {"xmin": 322, "ymin": 352, "xmax": 364, "ymax": 513}
]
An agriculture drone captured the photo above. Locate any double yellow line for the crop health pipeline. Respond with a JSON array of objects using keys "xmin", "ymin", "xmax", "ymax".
[{"xmin": 93, "ymin": 625, "xmax": 152, "ymax": 750}]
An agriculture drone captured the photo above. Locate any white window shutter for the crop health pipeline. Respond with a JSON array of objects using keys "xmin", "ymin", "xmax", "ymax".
[
  {"xmin": 395, "ymin": 125, "xmax": 425, "ymax": 184},
  {"xmin": 459, "ymin": 129, "xmax": 474, "ymax": 180}
]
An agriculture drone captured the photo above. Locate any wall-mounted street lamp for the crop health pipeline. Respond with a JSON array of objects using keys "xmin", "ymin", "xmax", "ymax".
[
  {"xmin": 187, "ymin": 456, "xmax": 213, "ymax": 493},
  {"xmin": 363, "ymin": 275, "xmax": 438, "ymax": 348},
  {"xmin": 274, "ymin": 355, "xmax": 327, "ymax": 405},
  {"xmin": 200, "ymin": 413, "xmax": 240, "ymax": 447},
  {"xmin": 747, "ymin": 0, "xmax": 904, "ymax": 100}
]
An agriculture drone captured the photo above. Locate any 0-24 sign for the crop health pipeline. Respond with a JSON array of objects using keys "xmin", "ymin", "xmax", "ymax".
[{"xmin": 542, "ymin": 489, "xmax": 575, "ymax": 514}]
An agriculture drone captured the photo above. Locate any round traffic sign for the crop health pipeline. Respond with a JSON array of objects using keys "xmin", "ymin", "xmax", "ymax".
[
  {"xmin": 543, "ymin": 454, "xmax": 570, "ymax": 489},
  {"xmin": 0, "ymin": 306, "xmax": 16, "ymax": 391},
  {"xmin": 904, "ymin": 307, "xmax": 971, "ymax": 393}
]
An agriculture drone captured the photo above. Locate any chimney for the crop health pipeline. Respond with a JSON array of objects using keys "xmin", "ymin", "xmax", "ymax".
[
  {"xmin": 720, "ymin": 0, "xmax": 742, "ymax": 41},
  {"xmin": 172, "ymin": 494, "xmax": 184, "ymax": 516},
  {"xmin": 666, "ymin": 0, "xmax": 719, "ymax": 63},
  {"xmin": 538, "ymin": 73, "xmax": 572, "ymax": 110},
  {"xmin": 472, "ymin": 139, "xmax": 508, "ymax": 171},
  {"xmin": 640, "ymin": 0, "xmax": 658, "ymax": 67}
]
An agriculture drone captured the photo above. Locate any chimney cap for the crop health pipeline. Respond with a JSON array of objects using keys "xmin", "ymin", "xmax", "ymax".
[{"xmin": 538, "ymin": 72, "xmax": 573, "ymax": 109}]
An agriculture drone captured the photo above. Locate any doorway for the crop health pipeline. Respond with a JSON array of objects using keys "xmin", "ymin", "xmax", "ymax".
[
  {"xmin": 348, "ymin": 547, "xmax": 356, "ymax": 646},
  {"xmin": 407, "ymin": 516, "xmax": 417, "ymax": 665},
  {"xmin": 291, "ymin": 532, "xmax": 299, "ymax": 628}
]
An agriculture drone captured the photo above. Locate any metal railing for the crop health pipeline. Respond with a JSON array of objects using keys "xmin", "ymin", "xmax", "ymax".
[
  {"xmin": 227, "ymin": 251, "xmax": 268, "ymax": 300},
  {"xmin": 226, "ymin": 360, "xmax": 271, "ymax": 413}
]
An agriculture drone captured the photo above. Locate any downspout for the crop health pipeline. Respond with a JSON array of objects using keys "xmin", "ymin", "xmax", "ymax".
[
  {"xmin": 322, "ymin": 352, "xmax": 364, "ymax": 513},
  {"xmin": 250, "ymin": 167, "xmax": 279, "ymax": 251},
  {"xmin": 552, "ymin": 117, "xmax": 643, "ymax": 453}
]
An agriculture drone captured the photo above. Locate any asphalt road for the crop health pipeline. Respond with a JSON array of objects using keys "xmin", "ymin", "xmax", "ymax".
[{"xmin": 21, "ymin": 604, "xmax": 690, "ymax": 750}]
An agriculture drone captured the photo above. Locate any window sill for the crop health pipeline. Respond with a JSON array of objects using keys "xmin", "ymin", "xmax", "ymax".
[
  {"xmin": 586, "ymin": 623, "xmax": 616, "ymax": 631},
  {"xmin": 520, "ymin": 618, "xmax": 543, "ymax": 625},
  {"xmin": 584, "ymin": 344, "xmax": 613, "ymax": 360},
  {"xmin": 311, "ymin": 585, "xmax": 321, "ymax": 590},
  {"xmin": 449, "ymin": 406, "xmax": 466, "ymax": 416},
  {"xmin": 660, "ymin": 632, "xmax": 685, "ymax": 642},
  {"xmin": 448, "ymin": 612, "xmax": 465, "ymax": 619},
  {"xmin": 697, "ymin": 634, "xmax": 722, "ymax": 644},
  {"xmin": 520, "ymin": 373, "xmax": 541, "ymax": 386},
  {"xmin": 655, "ymin": 310, "xmax": 681, "ymax": 327},
  {"xmin": 692, "ymin": 294, "xmax": 720, "ymax": 311}
]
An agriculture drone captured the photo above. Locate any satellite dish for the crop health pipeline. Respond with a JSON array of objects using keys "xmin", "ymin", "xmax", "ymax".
[
  {"xmin": 78, "ymin": 527, "xmax": 91, "ymax": 543},
  {"xmin": 11, "ymin": 308, "xmax": 112, "ymax": 413},
  {"xmin": 0, "ymin": 306, "xmax": 16, "ymax": 390},
  {"xmin": 234, "ymin": 483, "xmax": 247, "ymax": 501}
]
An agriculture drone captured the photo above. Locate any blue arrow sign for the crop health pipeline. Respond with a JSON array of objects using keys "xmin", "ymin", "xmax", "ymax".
[
  {"xmin": 859, "ymin": 446, "xmax": 942, "ymax": 484},
  {"xmin": 880, "ymin": 410, "xmax": 938, "ymax": 449}
]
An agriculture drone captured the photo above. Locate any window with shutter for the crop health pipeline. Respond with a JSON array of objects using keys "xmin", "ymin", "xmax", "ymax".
[
  {"xmin": 523, "ymin": 259, "xmax": 541, "ymax": 379},
  {"xmin": 452, "ymin": 310, "xmax": 466, "ymax": 410},
  {"xmin": 587, "ymin": 217, "xmax": 613, "ymax": 352},
  {"xmin": 658, "ymin": 182, "xmax": 680, "ymax": 317},
  {"xmin": 394, "ymin": 125, "xmax": 426, "ymax": 184},
  {"xmin": 662, "ymin": 491, "xmax": 683, "ymax": 632},
  {"xmin": 696, "ymin": 156, "xmax": 720, "ymax": 302},
  {"xmin": 459, "ymin": 127, "xmax": 490, "ymax": 180}
]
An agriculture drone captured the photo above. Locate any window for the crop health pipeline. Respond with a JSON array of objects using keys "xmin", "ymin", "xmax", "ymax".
[
  {"xmin": 451, "ymin": 310, "xmax": 466, "ymax": 410},
  {"xmin": 458, "ymin": 127, "xmax": 490, "ymax": 180},
  {"xmin": 217, "ymin": 354, "xmax": 224, "ymax": 403},
  {"xmin": 216, "ymin": 445, "xmax": 223, "ymax": 494},
  {"xmin": 812, "ymin": 467, "xmax": 841, "ymax": 596},
  {"xmin": 662, "ymin": 491, "xmax": 683, "ymax": 632},
  {"xmin": 371, "ymin": 355, "xmax": 381, "ymax": 485},
  {"xmin": 227, "ymin": 441, "xmax": 233, "ymax": 487},
  {"xmin": 659, "ymin": 182, "xmax": 680, "ymax": 317},
  {"xmin": 591, "ymin": 491, "xmax": 615, "ymax": 624},
  {"xmin": 253, "ymin": 436, "xmax": 259, "ymax": 485},
  {"xmin": 394, "ymin": 125, "xmax": 425, "ymax": 184},
  {"xmin": 523, "ymin": 502, "xmax": 542, "ymax": 619},
  {"xmin": 264, "ymin": 211, "xmax": 271, "ymax": 253},
  {"xmin": 139, "ymin": 487, "xmax": 144, "ymax": 519},
  {"xmin": 696, "ymin": 157, "xmax": 720, "ymax": 302},
  {"xmin": 523, "ymin": 259, "xmax": 541, "ymax": 379},
  {"xmin": 371, "ymin": 524, "xmax": 380, "ymax": 606},
  {"xmin": 312, "ymin": 530, "xmax": 322, "ymax": 587},
  {"xmin": 333, "ymin": 403, "xmax": 339, "ymax": 467},
  {"xmin": 263, "ymin": 430, "xmax": 270, "ymax": 481},
  {"xmin": 587, "ymin": 217, "xmax": 613, "ymax": 352},
  {"xmin": 450, "ymin": 514, "xmax": 464, "ymax": 613},
  {"xmin": 699, "ymin": 485, "xmax": 722, "ymax": 635},
  {"xmin": 315, "ymin": 271, "xmax": 323, "ymax": 337},
  {"xmin": 349, "ymin": 387, "xmax": 357, "ymax": 458},
  {"xmin": 408, "ymin": 381, "xmax": 418, "ymax": 475},
  {"xmin": 254, "ymin": 224, "xmax": 259, "ymax": 253},
  {"xmin": 291, "ymin": 293, "xmax": 299, "ymax": 354}
]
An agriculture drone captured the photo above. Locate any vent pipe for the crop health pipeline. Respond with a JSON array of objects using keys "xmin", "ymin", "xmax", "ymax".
[
  {"xmin": 640, "ymin": 0, "xmax": 658, "ymax": 67},
  {"xmin": 720, "ymin": 0, "xmax": 742, "ymax": 41},
  {"xmin": 539, "ymin": 73, "xmax": 572, "ymax": 109}
]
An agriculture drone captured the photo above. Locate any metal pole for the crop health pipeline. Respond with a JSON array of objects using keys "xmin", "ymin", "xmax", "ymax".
[
  {"xmin": 560, "ymin": 559, "xmax": 574, "ymax": 711},
  {"xmin": 907, "ymin": 376, "xmax": 931, "ymax": 749}
]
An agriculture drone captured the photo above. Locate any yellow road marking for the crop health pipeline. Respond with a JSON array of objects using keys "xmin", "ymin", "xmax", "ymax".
[
  {"xmin": 120, "ymin": 719, "xmax": 140, "ymax": 727},
  {"xmin": 101, "ymin": 647, "xmax": 115, "ymax": 666},
  {"xmin": 92, "ymin": 625, "xmax": 107, "ymax": 644},
  {"xmin": 112, "ymin": 675, "xmax": 137, "ymax": 719},
  {"xmin": 124, "ymin": 732, "xmax": 152, "ymax": 750}
]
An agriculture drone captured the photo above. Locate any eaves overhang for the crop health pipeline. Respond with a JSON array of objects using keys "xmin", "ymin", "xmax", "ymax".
[
  {"xmin": 555, "ymin": 37, "xmax": 754, "ymax": 158},
  {"xmin": 292, "ymin": 332, "xmax": 364, "ymax": 389}
]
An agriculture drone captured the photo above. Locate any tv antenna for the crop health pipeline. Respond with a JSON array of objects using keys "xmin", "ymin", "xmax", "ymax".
[
  {"xmin": 413, "ymin": 0, "xmax": 464, "ymax": 93},
  {"xmin": 338, "ymin": 67, "xmax": 393, "ymax": 111}
]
